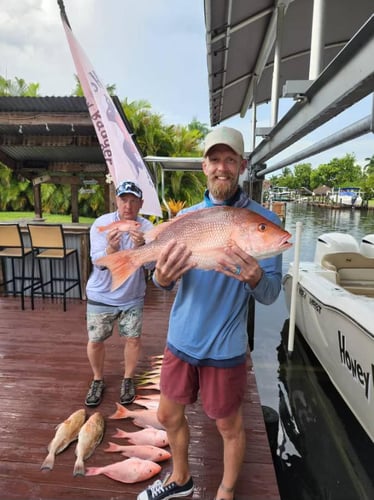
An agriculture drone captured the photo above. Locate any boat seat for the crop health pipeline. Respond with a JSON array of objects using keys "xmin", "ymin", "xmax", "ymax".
[{"xmin": 321, "ymin": 252, "xmax": 374, "ymax": 296}]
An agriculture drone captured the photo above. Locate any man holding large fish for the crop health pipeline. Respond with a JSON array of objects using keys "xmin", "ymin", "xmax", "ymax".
[
  {"xmin": 135, "ymin": 126, "xmax": 291, "ymax": 500},
  {"xmin": 84, "ymin": 180, "xmax": 154, "ymax": 408}
]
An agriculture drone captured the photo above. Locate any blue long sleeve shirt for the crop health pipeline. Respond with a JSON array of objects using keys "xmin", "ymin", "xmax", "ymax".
[
  {"xmin": 86, "ymin": 211, "xmax": 154, "ymax": 307},
  {"xmin": 154, "ymin": 189, "xmax": 283, "ymax": 367}
]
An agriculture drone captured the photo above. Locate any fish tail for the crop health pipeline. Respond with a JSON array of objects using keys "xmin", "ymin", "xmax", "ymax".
[
  {"xmin": 85, "ymin": 467, "xmax": 101, "ymax": 476},
  {"xmin": 73, "ymin": 457, "xmax": 85, "ymax": 477},
  {"xmin": 40, "ymin": 451, "xmax": 55, "ymax": 470},
  {"xmin": 108, "ymin": 402, "xmax": 130, "ymax": 419},
  {"xmin": 112, "ymin": 428, "xmax": 127, "ymax": 438},
  {"xmin": 94, "ymin": 250, "xmax": 141, "ymax": 290},
  {"xmin": 104, "ymin": 441, "xmax": 122, "ymax": 452}
]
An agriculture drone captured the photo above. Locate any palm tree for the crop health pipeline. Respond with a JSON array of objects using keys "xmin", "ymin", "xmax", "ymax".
[
  {"xmin": 0, "ymin": 76, "xmax": 40, "ymax": 96},
  {"xmin": 364, "ymin": 155, "xmax": 374, "ymax": 176},
  {"xmin": 71, "ymin": 74, "xmax": 116, "ymax": 96}
]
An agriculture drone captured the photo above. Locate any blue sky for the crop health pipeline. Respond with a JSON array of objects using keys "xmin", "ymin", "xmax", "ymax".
[{"xmin": 0, "ymin": 0, "xmax": 372, "ymax": 173}]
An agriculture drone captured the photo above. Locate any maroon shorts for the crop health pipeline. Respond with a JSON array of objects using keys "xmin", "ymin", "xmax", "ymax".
[{"xmin": 160, "ymin": 347, "xmax": 247, "ymax": 419}]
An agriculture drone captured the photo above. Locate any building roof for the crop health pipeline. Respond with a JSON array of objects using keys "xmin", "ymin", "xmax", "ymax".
[{"xmin": 0, "ymin": 95, "xmax": 147, "ymax": 186}]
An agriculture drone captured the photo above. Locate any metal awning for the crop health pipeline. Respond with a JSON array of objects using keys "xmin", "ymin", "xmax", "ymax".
[
  {"xmin": 144, "ymin": 156, "xmax": 203, "ymax": 172},
  {"xmin": 204, "ymin": 0, "xmax": 374, "ymax": 176},
  {"xmin": 205, "ymin": 0, "xmax": 374, "ymax": 125}
]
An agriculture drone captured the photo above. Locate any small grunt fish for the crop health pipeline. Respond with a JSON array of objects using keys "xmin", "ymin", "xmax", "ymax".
[
  {"xmin": 85, "ymin": 457, "xmax": 161, "ymax": 484},
  {"xmin": 109, "ymin": 403, "xmax": 164, "ymax": 430},
  {"xmin": 112, "ymin": 427, "xmax": 169, "ymax": 447},
  {"xmin": 96, "ymin": 220, "xmax": 141, "ymax": 233},
  {"xmin": 104, "ymin": 442, "xmax": 171, "ymax": 462},
  {"xmin": 95, "ymin": 206, "xmax": 292, "ymax": 290},
  {"xmin": 41, "ymin": 409, "xmax": 86, "ymax": 471},
  {"xmin": 73, "ymin": 411, "xmax": 105, "ymax": 476}
]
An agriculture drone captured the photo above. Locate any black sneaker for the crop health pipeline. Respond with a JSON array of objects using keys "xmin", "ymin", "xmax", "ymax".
[
  {"xmin": 85, "ymin": 379, "xmax": 105, "ymax": 407},
  {"xmin": 137, "ymin": 476, "xmax": 194, "ymax": 500},
  {"xmin": 120, "ymin": 377, "xmax": 136, "ymax": 405}
]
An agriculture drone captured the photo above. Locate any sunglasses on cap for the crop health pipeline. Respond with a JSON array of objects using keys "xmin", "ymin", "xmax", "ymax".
[{"xmin": 116, "ymin": 181, "xmax": 143, "ymax": 199}]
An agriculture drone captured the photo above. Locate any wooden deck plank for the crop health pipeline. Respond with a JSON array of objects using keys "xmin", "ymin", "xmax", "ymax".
[{"xmin": 0, "ymin": 283, "xmax": 280, "ymax": 500}]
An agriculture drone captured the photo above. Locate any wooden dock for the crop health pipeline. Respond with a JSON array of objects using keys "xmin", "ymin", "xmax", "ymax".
[{"xmin": 0, "ymin": 282, "xmax": 280, "ymax": 500}]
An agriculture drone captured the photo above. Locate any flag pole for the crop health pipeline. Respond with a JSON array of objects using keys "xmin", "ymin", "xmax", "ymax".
[{"xmin": 57, "ymin": 0, "xmax": 71, "ymax": 28}]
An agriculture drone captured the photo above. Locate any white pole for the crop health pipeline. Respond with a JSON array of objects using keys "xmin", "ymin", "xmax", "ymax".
[{"xmin": 287, "ymin": 221, "xmax": 303, "ymax": 354}]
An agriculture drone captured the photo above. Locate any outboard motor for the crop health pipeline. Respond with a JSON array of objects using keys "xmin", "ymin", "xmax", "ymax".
[
  {"xmin": 360, "ymin": 235, "xmax": 374, "ymax": 258},
  {"xmin": 314, "ymin": 232, "xmax": 359, "ymax": 264}
]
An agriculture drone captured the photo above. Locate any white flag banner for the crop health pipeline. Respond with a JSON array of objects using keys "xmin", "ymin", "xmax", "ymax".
[{"xmin": 60, "ymin": 14, "xmax": 162, "ymax": 216}]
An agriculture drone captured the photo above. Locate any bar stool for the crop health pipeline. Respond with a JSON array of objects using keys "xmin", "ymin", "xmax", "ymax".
[
  {"xmin": 0, "ymin": 223, "xmax": 35, "ymax": 310},
  {"xmin": 27, "ymin": 224, "xmax": 82, "ymax": 311}
]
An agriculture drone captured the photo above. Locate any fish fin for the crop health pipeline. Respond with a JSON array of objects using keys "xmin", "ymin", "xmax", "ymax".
[
  {"xmin": 40, "ymin": 452, "xmax": 55, "ymax": 470},
  {"xmin": 73, "ymin": 457, "xmax": 85, "ymax": 477},
  {"xmin": 144, "ymin": 221, "xmax": 172, "ymax": 243},
  {"xmin": 144, "ymin": 212, "xmax": 191, "ymax": 243},
  {"xmin": 94, "ymin": 250, "xmax": 139, "ymax": 290},
  {"xmin": 108, "ymin": 402, "xmax": 129, "ymax": 419},
  {"xmin": 104, "ymin": 441, "xmax": 122, "ymax": 452}
]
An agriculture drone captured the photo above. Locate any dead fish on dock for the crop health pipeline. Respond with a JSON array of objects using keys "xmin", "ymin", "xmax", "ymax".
[
  {"xmin": 112, "ymin": 427, "xmax": 169, "ymax": 447},
  {"xmin": 137, "ymin": 376, "xmax": 161, "ymax": 387},
  {"xmin": 41, "ymin": 409, "xmax": 86, "ymax": 471},
  {"xmin": 136, "ymin": 393, "xmax": 161, "ymax": 401},
  {"xmin": 96, "ymin": 220, "xmax": 140, "ymax": 233},
  {"xmin": 109, "ymin": 403, "xmax": 164, "ymax": 430},
  {"xmin": 73, "ymin": 411, "xmax": 105, "ymax": 476},
  {"xmin": 133, "ymin": 397, "xmax": 160, "ymax": 410},
  {"xmin": 95, "ymin": 205, "xmax": 292, "ymax": 290},
  {"xmin": 85, "ymin": 457, "xmax": 161, "ymax": 483},
  {"xmin": 137, "ymin": 382, "xmax": 160, "ymax": 391},
  {"xmin": 104, "ymin": 442, "xmax": 171, "ymax": 462}
]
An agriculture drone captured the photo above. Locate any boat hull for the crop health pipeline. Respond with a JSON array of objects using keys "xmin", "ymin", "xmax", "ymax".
[{"xmin": 283, "ymin": 262, "xmax": 374, "ymax": 442}]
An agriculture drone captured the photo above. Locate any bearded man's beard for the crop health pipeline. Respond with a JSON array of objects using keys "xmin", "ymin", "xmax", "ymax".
[{"xmin": 208, "ymin": 177, "xmax": 237, "ymax": 200}]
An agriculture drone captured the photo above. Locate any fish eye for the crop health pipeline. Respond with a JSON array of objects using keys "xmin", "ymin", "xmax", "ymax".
[{"xmin": 258, "ymin": 223, "xmax": 267, "ymax": 232}]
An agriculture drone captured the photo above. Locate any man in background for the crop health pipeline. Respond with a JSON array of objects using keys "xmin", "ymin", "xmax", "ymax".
[{"xmin": 84, "ymin": 180, "xmax": 153, "ymax": 407}]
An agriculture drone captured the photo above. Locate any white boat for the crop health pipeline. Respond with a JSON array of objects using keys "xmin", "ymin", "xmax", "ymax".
[
  {"xmin": 328, "ymin": 187, "xmax": 363, "ymax": 207},
  {"xmin": 269, "ymin": 186, "xmax": 294, "ymax": 202},
  {"xmin": 282, "ymin": 232, "xmax": 374, "ymax": 442}
]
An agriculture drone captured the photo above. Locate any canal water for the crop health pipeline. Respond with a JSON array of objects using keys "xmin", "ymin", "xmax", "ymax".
[{"xmin": 252, "ymin": 203, "xmax": 374, "ymax": 500}]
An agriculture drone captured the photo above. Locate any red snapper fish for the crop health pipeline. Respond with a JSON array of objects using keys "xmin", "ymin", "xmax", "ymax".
[
  {"xmin": 133, "ymin": 398, "xmax": 160, "ymax": 410},
  {"xmin": 104, "ymin": 442, "xmax": 171, "ymax": 462},
  {"xmin": 97, "ymin": 220, "xmax": 140, "ymax": 232},
  {"xmin": 109, "ymin": 403, "xmax": 164, "ymax": 430},
  {"xmin": 41, "ymin": 409, "xmax": 86, "ymax": 471},
  {"xmin": 95, "ymin": 206, "xmax": 292, "ymax": 290},
  {"xmin": 85, "ymin": 457, "xmax": 161, "ymax": 483},
  {"xmin": 112, "ymin": 427, "xmax": 169, "ymax": 447},
  {"xmin": 73, "ymin": 412, "xmax": 105, "ymax": 476}
]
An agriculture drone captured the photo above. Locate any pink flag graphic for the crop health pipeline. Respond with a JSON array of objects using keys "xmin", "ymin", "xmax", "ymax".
[{"xmin": 60, "ymin": 13, "xmax": 162, "ymax": 216}]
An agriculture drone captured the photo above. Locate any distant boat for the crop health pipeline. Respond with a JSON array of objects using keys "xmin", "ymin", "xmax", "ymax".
[
  {"xmin": 328, "ymin": 187, "xmax": 362, "ymax": 207},
  {"xmin": 283, "ymin": 232, "xmax": 374, "ymax": 442},
  {"xmin": 269, "ymin": 186, "xmax": 294, "ymax": 202}
]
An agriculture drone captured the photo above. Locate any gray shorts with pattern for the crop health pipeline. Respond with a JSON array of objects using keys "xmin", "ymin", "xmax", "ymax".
[{"xmin": 87, "ymin": 303, "xmax": 143, "ymax": 342}]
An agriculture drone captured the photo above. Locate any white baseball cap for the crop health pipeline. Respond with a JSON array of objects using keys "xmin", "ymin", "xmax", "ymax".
[{"xmin": 203, "ymin": 126, "xmax": 244, "ymax": 157}]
